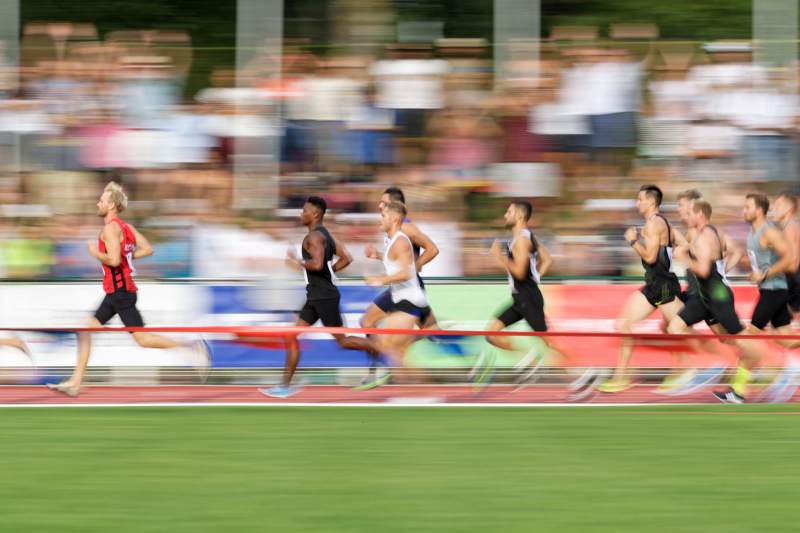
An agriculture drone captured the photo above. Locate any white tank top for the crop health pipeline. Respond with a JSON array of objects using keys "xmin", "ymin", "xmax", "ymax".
[{"xmin": 384, "ymin": 231, "xmax": 428, "ymax": 307}]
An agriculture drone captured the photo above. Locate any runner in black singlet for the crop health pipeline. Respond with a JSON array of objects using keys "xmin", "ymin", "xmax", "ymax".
[
  {"xmin": 599, "ymin": 185, "xmax": 689, "ymax": 393},
  {"xmin": 668, "ymin": 199, "xmax": 769, "ymax": 404},
  {"xmin": 259, "ymin": 196, "xmax": 381, "ymax": 399}
]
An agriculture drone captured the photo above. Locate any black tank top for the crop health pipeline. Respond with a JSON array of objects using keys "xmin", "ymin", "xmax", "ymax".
[
  {"xmin": 641, "ymin": 213, "xmax": 678, "ymax": 286},
  {"xmin": 695, "ymin": 226, "xmax": 730, "ymax": 303},
  {"xmin": 507, "ymin": 229, "xmax": 541, "ymax": 300},
  {"xmin": 303, "ymin": 226, "xmax": 340, "ymax": 300},
  {"xmin": 782, "ymin": 219, "xmax": 800, "ymax": 290}
]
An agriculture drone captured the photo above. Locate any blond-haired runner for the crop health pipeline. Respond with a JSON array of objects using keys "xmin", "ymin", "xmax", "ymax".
[{"xmin": 48, "ymin": 182, "xmax": 208, "ymax": 397}]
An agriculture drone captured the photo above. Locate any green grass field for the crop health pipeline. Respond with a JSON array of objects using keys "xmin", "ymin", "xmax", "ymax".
[{"xmin": 1, "ymin": 406, "xmax": 799, "ymax": 532}]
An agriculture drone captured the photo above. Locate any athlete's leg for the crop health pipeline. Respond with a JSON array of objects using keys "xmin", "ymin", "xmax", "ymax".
[
  {"xmin": 332, "ymin": 333, "xmax": 379, "ymax": 357},
  {"xmin": 0, "ymin": 337, "xmax": 28, "ymax": 352},
  {"xmin": 359, "ymin": 302, "xmax": 388, "ymax": 330},
  {"xmin": 131, "ymin": 331, "xmax": 180, "ymax": 349},
  {"xmin": 610, "ymin": 291, "xmax": 657, "ymax": 383},
  {"xmin": 64, "ymin": 317, "xmax": 103, "ymax": 387},
  {"xmin": 279, "ymin": 317, "xmax": 310, "ymax": 387},
  {"xmin": 486, "ymin": 318, "xmax": 514, "ymax": 351},
  {"xmin": 381, "ymin": 311, "xmax": 421, "ymax": 382}
]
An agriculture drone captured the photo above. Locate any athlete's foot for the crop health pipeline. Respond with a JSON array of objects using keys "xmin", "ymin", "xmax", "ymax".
[
  {"xmin": 258, "ymin": 385, "xmax": 303, "ymax": 399},
  {"xmin": 568, "ymin": 367, "xmax": 596, "ymax": 391},
  {"xmin": 712, "ymin": 387, "xmax": 744, "ymax": 404},
  {"xmin": 352, "ymin": 365, "xmax": 393, "ymax": 391},
  {"xmin": 47, "ymin": 381, "xmax": 81, "ymax": 397},
  {"xmin": 654, "ymin": 368, "xmax": 698, "ymax": 395},
  {"xmin": 512, "ymin": 350, "xmax": 546, "ymax": 391},
  {"xmin": 471, "ymin": 349, "xmax": 497, "ymax": 393},
  {"xmin": 597, "ymin": 376, "xmax": 643, "ymax": 393},
  {"xmin": 192, "ymin": 339, "xmax": 212, "ymax": 384}
]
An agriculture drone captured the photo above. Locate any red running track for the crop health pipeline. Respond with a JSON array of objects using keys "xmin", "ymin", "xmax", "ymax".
[{"xmin": 0, "ymin": 385, "xmax": 797, "ymax": 405}]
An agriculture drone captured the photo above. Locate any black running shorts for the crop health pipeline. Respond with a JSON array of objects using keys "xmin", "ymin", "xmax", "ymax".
[
  {"xmin": 392, "ymin": 299, "xmax": 432, "ymax": 320},
  {"xmin": 751, "ymin": 289, "xmax": 791, "ymax": 330},
  {"xmin": 298, "ymin": 297, "xmax": 344, "ymax": 327},
  {"xmin": 679, "ymin": 289, "xmax": 718, "ymax": 326},
  {"xmin": 495, "ymin": 291, "xmax": 547, "ymax": 332},
  {"xmin": 677, "ymin": 293, "xmax": 742, "ymax": 335},
  {"xmin": 94, "ymin": 291, "xmax": 145, "ymax": 327},
  {"xmin": 640, "ymin": 275, "xmax": 682, "ymax": 308}
]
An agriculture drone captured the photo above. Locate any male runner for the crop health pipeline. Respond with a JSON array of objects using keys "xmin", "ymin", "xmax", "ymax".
[
  {"xmin": 774, "ymin": 190, "xmax": 800, "ymax": 317},
  {"xmin": 766, "ymin": 190, "xmax": 800, "ymax": 400},
  {"xmin": 483, "ymin": 200, "xmax": 570, "ymax": 385},
  {"xmin": 48, "ymin": 182, "xmax": 205, "ymax": 397},
  {"xmin": 667, "ymin": 199, "xmax": 770, "ymax": 403},
  {"xmin": 744, "ymin": 192, "xmax": 794, "ymax": 341},
  {"xmin": 658, "ymin": 190, "xmax": 742, "ymax": 394},
  {"xmin": 364, "ymin": 201, "xmax": 431, "ymax": 376},
  {"xmin": 260, "ymin": 196, "xmax": 382, "ymax": 398},
  {"xmin": 362, "ymin": 187, "xmax": 439, "ymax": 329},
  {"xmin": 599, "ymin": 184, "xmax": 688, "ymax": 393}
]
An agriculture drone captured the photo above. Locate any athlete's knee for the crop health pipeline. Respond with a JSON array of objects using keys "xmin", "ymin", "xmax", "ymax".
[{"xmin": 667, "ymin": 318, "xmax": 687, "ymax": 336}]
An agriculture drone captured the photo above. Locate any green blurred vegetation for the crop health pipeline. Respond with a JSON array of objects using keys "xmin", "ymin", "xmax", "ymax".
[
  {"xmin": 0, "ymin": 405, "xmax": 799, "ymax": 532},
  {"xmin": 21, "ymin": 0, "xmax": 757, "ymax": 98}
]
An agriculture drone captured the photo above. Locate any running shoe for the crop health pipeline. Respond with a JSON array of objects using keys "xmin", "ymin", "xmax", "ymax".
[
  {"xmin": 597, "ymin": 376, "xmax": 643, "ymax": 393},
  {"xmin": 653, "ymin": 368, "xmax": 698, "ymax": 395},
  {"xmin": 352, "ymin": 371, "xmax": 393, "ymax": 391},
  {"xmin": 679, "ymin": 366, "xmax": 727, "ymax": 395},
  {"xmin": 712, "ymin": 387, "xmax": 744, "ymax": 404},
  {"xmin": 193, "ymin": 338, "xmax": 212, "ymax": 385},
  {"xmin": 512, "ymin": 349, "xmax": 546, "ymax": 390},
  {"xmin": 258, "ymin": 385, "xmax": 304, "ymax": 399},
  {"xmin": 568, "ymin": 367, "xmax": 596, "ymax": 391},
  {"xmin": 472, "ymin": 349, "xmax": 497, "ymax": 393},
  {"xmin": 46, "ymin": 381, "xmax": 81, "ymax": 397},
  {"xmin": 9, "ymin": 334, "xmax": 35, "ymax": 368}
]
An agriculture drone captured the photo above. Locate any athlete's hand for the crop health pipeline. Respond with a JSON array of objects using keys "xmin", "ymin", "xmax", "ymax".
[
  {"xmin": 490, "ymin": 239, "xmax": 503, "ymax": 258},
  {"xmin": 364, "ymin": 276, "xmax": 384, "ymax": 287},
  {"xmin": 86, "ymin": 239, "xmax": 98, "ymax": 258},
  {"xmin": 624, "ymin": 227, "xmax": 638, "ymax": 243},
  {"xmin": 365, "ymin": 243, "xmax": 379, "ymax": 259},
  {"xmin": 286, "ymin": 245, "xmax": 299, "ymax": 262}
]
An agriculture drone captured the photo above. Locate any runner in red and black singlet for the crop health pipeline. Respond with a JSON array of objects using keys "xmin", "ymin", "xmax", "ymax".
[{"xmin": 47, "ymin": 182, "xmax": 207, "ymax": 397}]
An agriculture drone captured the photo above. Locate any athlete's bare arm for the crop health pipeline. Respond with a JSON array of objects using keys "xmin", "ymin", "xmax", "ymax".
[
  {"xmin": 129, "ymin": 224, "xmax": 154, "ymax": 260},
  {"xmin": 625, "ymin": 218, "xmax": 662, "ymax": 265},
  {"xmin": 751, "ymin": 226, "xmax": 794, "ymax": 282},
  {"xmin": 672, "ymin": 226, "xmax": 690, "ymax": 249},
  {"xmin": 365, "ymin": 237, "xmax": 414, "ymax": 286},
  {"xmin": 536, "ymin": 243, "xmax": 555, "ymax": 278},
  {"xmin": 87, "ymin": 222, "xmax": 122, "ymax": 267},
  {"xmin": 297, "ymin": 231, "xmax": 326, "ymax": 272},
  {"xmin": 783, "ymin": 220, "xmax": 800, "ymax": 274},
  {"xmin": 331, "ymin": 235, "xmax": 353, "ymax": 273},
  {"xmin": 684, "ymin": 227, "xmax": 697, "ymax": 243},
  {"xmin": 722, "ymin": 231, "xmax": 743, "ymax": 273},
  {"xmin": 401, "ymin": 222, "xmax": 439, "ymax": 273},
  {"xmin": 676, "ymin": 229, "xmax": 716, "ymax": 279}
]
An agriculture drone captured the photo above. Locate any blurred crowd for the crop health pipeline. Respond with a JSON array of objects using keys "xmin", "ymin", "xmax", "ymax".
[{"xmin": 0, "ymin": 22, "xmax": 799, "ymax": 279}]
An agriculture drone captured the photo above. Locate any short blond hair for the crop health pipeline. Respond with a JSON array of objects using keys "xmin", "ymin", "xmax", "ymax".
[
  {"xmin": 105, "ymin": 182, "xmax": 128, "ymax": 213},
  {"xmin": 692, "ymin": 199, "xmax": 712, "ymax": 220},
  {"xmin": 385, "ymin": 201, "xmax": 407, "ymax": 221}
]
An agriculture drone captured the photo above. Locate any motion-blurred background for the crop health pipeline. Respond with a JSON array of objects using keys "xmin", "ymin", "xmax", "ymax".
[{"xmin": 0, "ymin": 0, "xmax": 797, "ymax": 282}]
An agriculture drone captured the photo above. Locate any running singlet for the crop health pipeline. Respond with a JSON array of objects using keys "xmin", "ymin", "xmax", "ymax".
[
  {"xmin": 384, "ymin": 231, "xmax": 428, "ymax": 307},
  {"xmin": 747, "ymin": 221, "xmax": 787, "ymax": 290},
  {"xmin": 640, "ymin": 213, "xmax": 678, "ymax": 286},
  {"xmin": 507, "ymin": 229, "xmax": 541, "ymax": 299},
  {"xmin": 302, "ymin": 226, "xmax": 340, "ymax": 300},
  {"xmin": 695, "ymin": 226, "xmax": 730, "ymax": 302},
  {"xmin": 384, "ymin": 217, "xmax": 425, "ymax": 287},
  {"xmin": 101, "ymin": 218, "xmax": 138, "ymax": 294}
]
